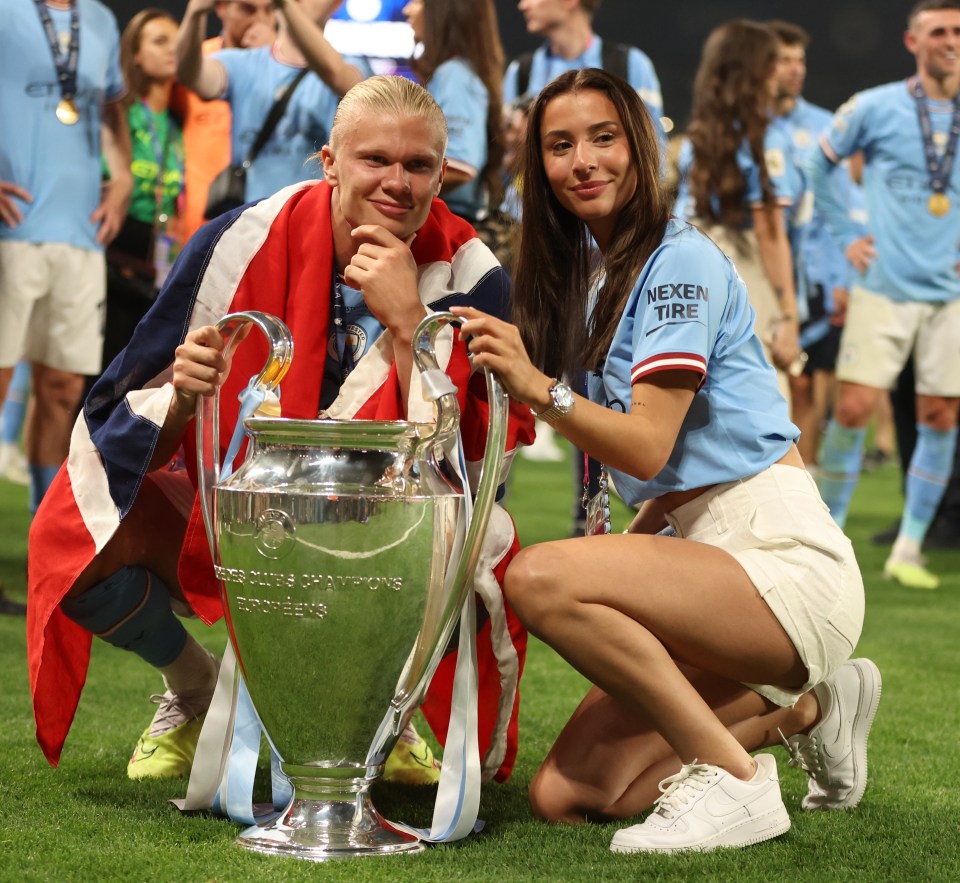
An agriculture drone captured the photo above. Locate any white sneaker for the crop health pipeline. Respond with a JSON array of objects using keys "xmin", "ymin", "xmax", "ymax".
[
  {"xmin": 0, "ymin": 443, "xmax": 28, "ymax": 486},
  {"xmin": 609, "ymin": 754, "xmax": 790, "ymax": 854},
  {"xmin": 520, "ymin": 425, "xmax": 565, "ymax": 462},
  {"xmin": 784, "ymin": 658, "xmax": 881, "ymax": 811}
]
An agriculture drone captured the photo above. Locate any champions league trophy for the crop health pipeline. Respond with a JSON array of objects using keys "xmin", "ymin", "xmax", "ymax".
[{"xmin": 195, "ymin": 310, "xmax": 508, "ymax": 861}]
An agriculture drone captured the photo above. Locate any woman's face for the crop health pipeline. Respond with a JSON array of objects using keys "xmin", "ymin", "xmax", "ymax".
[
  {"xmin": 403, "ymin": 0, "xmax": 425, "ymax": 44},
  {"xmin": 540, "ymin": 89, "xmax": 637, "ymax": 251},
  {"xmin": 134, "ymin": 17, "xmax": 178, "ymax": 83}
]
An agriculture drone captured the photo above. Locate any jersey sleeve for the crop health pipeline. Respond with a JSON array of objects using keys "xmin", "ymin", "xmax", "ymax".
[
  {"xmin": 627, "ymin": 48, "xmax": 663, "ymax": 119},
  {"xmin": 628, "ymin": 236, "xmax": 729, "ymax": 387},
  {"xmin": 820, "ymin": 91, "xmax": 871, "ymax": 162},
  {"xmin": 430, "ymin": 61, "xmax": 487, "ymax": 176},
  {"xmin": 763, "ymin": 125, "xmax": 800, "ymax": 207},
  {"xmin": 736, "ymin": 141, "xmax": 764, "ymax": 205},
  {"xmin": 502, "ymin": 60, "xmax": 520, "ymax": 105},
  {"xmin": 212, "ymin": 48, "xmax": 244, "ymax": 101}
]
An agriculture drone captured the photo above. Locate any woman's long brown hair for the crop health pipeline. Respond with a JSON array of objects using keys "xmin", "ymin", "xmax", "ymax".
[
  {"xmin": 686, "ymin": 19, "xmax": 779, "ymax": 228},
  {"xmin": 413, "ymin": 0, "xmax": 506, "ymax": 209},
  {"xmin": 511, "ymin": 68, "xmax": 670, "ymax": 379},
  {"xmin": 120, "ymin": 8, "xmax": 177, "ymax": 108}
]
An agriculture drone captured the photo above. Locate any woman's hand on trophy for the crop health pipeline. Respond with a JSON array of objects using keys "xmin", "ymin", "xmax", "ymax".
[
  {"xmin": 449, "ymin": 306, "xmax": 553, "ymax": 413},
  {"xmin": 171, "ymin": 325, "xmax": 229, "ymax": 419}
]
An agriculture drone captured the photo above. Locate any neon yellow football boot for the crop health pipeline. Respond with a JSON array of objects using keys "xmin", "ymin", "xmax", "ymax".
[
  {"xmin": 383, "ymin": 721, "xmax": 441, "ymax": 786},
  {"xmin": 127, "ymin": 691, "xmax": 208, "ymax": 780}
]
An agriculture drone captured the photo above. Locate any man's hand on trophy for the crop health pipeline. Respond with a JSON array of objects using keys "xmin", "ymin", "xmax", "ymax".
[
  {"xmin": 171, "ymin": 325, "xmax": 230, "ymax": 418},
  {"xmin": 346, "ymin": 224, "xmax": 425, "ymax": 343}
]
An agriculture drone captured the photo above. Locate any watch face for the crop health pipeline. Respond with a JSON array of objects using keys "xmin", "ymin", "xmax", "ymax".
[{"xmin": 554, "ymin": 383, "xmax": 575, "ymax": 411}]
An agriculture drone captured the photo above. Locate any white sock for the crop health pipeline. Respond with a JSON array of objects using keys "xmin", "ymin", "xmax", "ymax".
[
  {"xmin": 890, "ymin": 534, "xmax": 922, "ymax": 564},
  {"xmin": 159, "ymin": 634, "xmax": 218, "ymax": 698}
]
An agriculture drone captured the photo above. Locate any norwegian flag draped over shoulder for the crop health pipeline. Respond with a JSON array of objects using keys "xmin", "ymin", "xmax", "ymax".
[{"xmin": 27, "ymin": 181, "xmax": 535, "ymax": 781}]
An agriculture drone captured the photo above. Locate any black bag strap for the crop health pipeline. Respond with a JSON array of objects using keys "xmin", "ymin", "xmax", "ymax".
[
  {"xmin": 244, "ymin": 67, "xmax": 310, "ymax": 167},
  {"xmin": 514, "ymin": 50, "xmax": 535, "ymax": 99},
  {"xmin": 513, "ymin": 40, "xmax": 630, "ymax": 99},
  {"xmin": 600, "ymin": 41, "xmax": 630, "ymax": 83}
]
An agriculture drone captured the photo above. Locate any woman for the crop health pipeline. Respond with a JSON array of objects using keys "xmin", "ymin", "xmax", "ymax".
[
  {"xmin": 402, "ymin": 0, "xmax": 505, "ymax": 223},
  {"xmin": 451, "ymin": 68, "xmax": 879, "ymax": 854},
  {"xmin": 676, "ymin": 20, "xmax": 802, "ymax": 403},
  {"xmin": 102, "ymin": 8, "xmax": 185, "ymax": 371}
]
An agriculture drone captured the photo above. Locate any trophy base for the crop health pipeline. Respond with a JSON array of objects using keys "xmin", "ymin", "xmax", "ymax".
[{"xmin": 235, "ymin": 793, "xmax": 424, "ymax": 861}]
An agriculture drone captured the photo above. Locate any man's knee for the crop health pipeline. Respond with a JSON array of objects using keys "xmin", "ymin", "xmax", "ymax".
[
  {"xmin": 917, "ymin": 397, "xmax": 960, "ymax": 432},
  {"xmin": 32, "ymin": 365, "xmax": 84, "ymax": 414},
  {"xmin": 833, "ymin": 383, "xmax": 881, "ymax": 428}
]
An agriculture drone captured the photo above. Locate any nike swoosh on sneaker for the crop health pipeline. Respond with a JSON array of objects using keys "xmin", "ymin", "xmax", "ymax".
[
  {"xmin": 132, "ymin": 741, "xmax": 158, "ymax": 762},
  {"xmin": 700, "ymin": 785, "xmax": 754, "ymax": 821}
]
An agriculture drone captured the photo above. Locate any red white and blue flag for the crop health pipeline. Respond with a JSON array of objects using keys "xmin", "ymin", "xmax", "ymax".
[{"xmin": 27, "ymin": 181, "xmax": 535, "ymax": 781}]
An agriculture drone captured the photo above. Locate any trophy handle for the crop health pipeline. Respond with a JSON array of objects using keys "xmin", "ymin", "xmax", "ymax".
[
  {"xmin": 195, "ymin": 311, "xmax": 295, "ymax": 558},
  {"xmin": 393, "ymin": 311, "xmax": 509, "ymax": 712}
]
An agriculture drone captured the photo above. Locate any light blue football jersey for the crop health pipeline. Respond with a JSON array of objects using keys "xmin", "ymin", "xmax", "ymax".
[
  {"xmin": 588, "ymin": 219, "xmax": 798, "ymax": 504},
  {"xmin": 812, "ymin": 80, "xmax": 960, "ymax": 303},
  {"xmin": 0, "ymin": 0, "xmax": 124, "ymax": 251}
]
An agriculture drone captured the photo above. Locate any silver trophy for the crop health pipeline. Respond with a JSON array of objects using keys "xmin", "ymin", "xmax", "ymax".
[{"xmin": 196, "ymin": 310, "xmax": 508, "ymax": 861}]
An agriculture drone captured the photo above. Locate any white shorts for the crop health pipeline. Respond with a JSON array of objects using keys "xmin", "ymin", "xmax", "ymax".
[
  {"xmin": 0, "ymin": 240, "xmax": 105, "ymax": 374},
  {"xmin": 836, "ymin": 286, "xmax": 960, "ymax": 396},
  {"xmin": 665, "ymin": 464, "xmax": 864, "ymax": 707}
]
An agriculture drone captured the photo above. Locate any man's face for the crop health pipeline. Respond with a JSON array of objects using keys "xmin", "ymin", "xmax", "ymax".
[
  {"xmin": 774, "ymin": 42, "xmax": 806, "ymax": 100},
  {"xmin": 517, "ymin": 0, "xmax": 573, "ymax": 37},
  {"xmin": 322, "ymin": 113, "xmax": 447, "ymax": 241},
  {"xmin": 215, "ymin": 0, "xmax": 275, "ymax": 49},
  {"xmin": 906, "ymin": 9, "xmax": 960, "ymax": 82}
]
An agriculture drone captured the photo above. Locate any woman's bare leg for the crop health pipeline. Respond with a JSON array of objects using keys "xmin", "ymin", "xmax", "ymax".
[{"xmin": 505, "ymin": 533, "xmax": 809, "ymax": 785}]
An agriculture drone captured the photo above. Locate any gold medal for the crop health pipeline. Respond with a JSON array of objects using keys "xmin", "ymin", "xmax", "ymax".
[
  {"xmin": 929, "ymin": 192, "xmax": 951, "ymax": 216},
  {"xmin": 55, "ymin": 97, "xmax": 79, "ymax": 126}
]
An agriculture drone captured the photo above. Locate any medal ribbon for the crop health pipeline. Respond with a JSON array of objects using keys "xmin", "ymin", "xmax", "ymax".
[
  {"xmin": 33, "ymin": 0, "xmax": 79, "ymax": 104},
  {"xmin": 910, "ymin": 76, "xmax": 960, "ymax": 198},
  {"xmin": 139, "ymin": 102, "xmax": 179, "ymax": 223},
  {"xmin": 332, "ymin": 276, "xmax": 357, "ymax": 380}
]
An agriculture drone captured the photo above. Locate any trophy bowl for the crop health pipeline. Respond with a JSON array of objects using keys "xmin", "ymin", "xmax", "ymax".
[{"xmin": 197, "ymin": 311, "xmax": 507, "ymax": 860}]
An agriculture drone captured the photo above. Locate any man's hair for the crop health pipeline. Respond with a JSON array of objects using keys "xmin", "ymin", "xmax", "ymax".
[
  {"xmin": 330, "ymin": 75, "xmax": 448, "ymax": 153},
  {"xmin": 580, "ymin": 0, "xmax": 603, "ymax": 15},
  {"xmin": 765, "ymin": 19, "xmax": 810, "ymax": 48},
  {"xmin": 909, "ymin": 0, "xmax": 960, "ymax": 27}
]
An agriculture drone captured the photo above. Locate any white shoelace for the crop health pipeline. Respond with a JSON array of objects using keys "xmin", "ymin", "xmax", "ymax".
[
  {"xmin": 778, "ymin": 727, "xmax": 823, "ymax": 775},
  {"xmin": 652, "ymin": 760, "xmax": 719, "ymax": 820},
  {"xmin": 147, "ymin": 690, "xmax": 212, "ymax": 738}
]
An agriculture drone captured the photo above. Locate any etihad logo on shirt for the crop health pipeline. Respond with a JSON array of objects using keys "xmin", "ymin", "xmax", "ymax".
[{"xmin": 646, "ymin": 282, "xmax": 708, "ymax": 322}]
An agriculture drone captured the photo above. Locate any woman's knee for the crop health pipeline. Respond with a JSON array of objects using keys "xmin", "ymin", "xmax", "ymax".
[
  {"xmin": 528, "ymin": 763, "xmax": 587, "ymax": 824},
  {"xmin": 504, "ymin": 542, "xmax": 572, "ymax": 628}
]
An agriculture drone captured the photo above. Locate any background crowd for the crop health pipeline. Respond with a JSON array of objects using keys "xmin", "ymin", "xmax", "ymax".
[{"xmin": 1, "ymin": 1, "xmax": 958, "ymax": 598}]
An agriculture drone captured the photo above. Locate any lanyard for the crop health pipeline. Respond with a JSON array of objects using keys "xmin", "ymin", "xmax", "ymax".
[
  {"xmin": 332, "ymin": 276, "xmax": 356, "ymax": 380},
  {"xmin": 33, "ymin": 0, "xmax": 79, "ymax": 102},
  {"xmin": 910, "ymin": 76, "xmax": 960, "ymax": 197},
  {"xmin": 139, "ymin": 102, "xmax": 176, "ymax": 223}
]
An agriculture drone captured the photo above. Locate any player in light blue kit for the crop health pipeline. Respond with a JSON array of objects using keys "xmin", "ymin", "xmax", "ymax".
[
  {"xmin": 177, "ymin": 0, "xmax": 371, "ymax": 203},
  {"xmin": 453, "ymin": 68, "xmax": 880, "ymax": 855},
  {"xmin": 503, "ymin": 0, "xmax": 663, "ymax": 141},
  {"xmin": 767, "ymin": 19, "xmax": 864, "ymax": 469},
  {"xmin": 809, "ymin": 0, "xmax": 960, "ymax": 590},
  {"xmin": 0, "ymin": 0, "xmax": 131, "ymax": 513}
]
